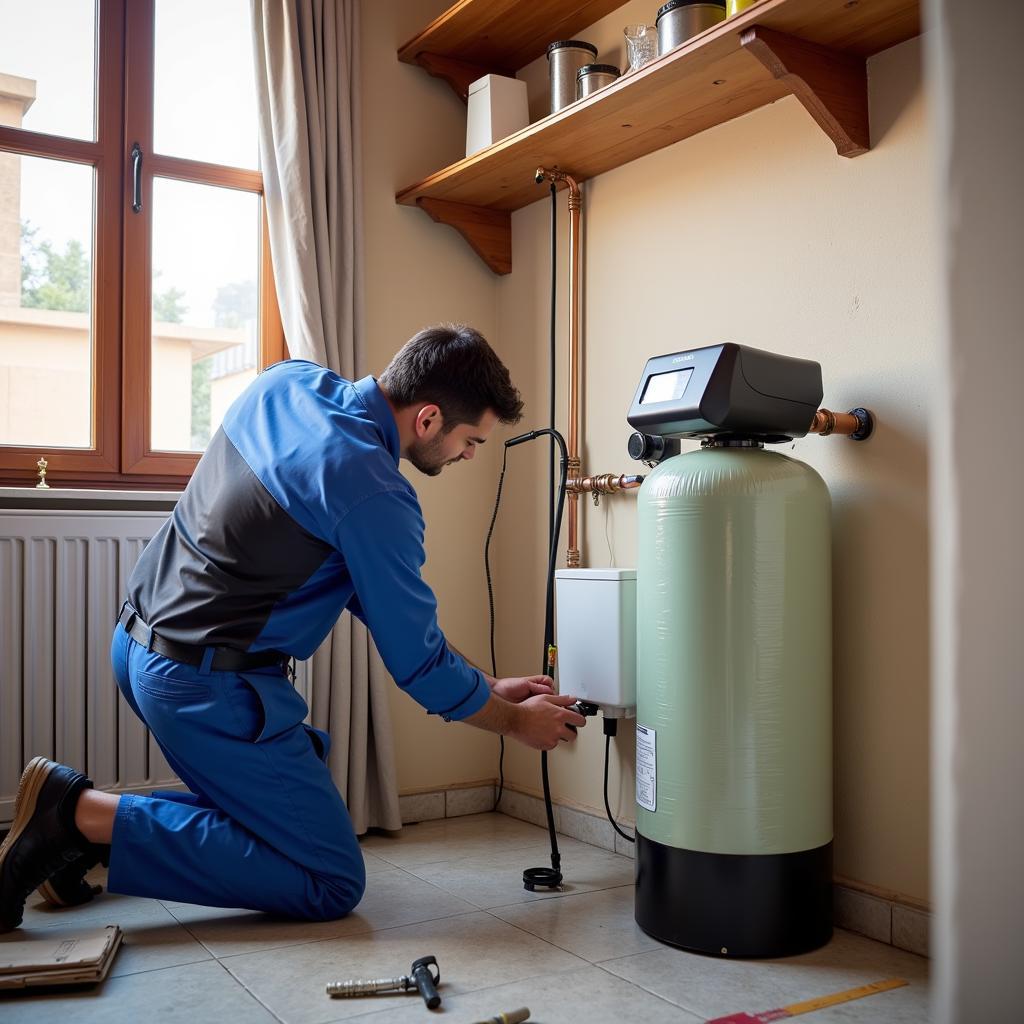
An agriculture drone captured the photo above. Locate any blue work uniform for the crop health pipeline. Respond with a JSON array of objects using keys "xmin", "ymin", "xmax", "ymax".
[{"xmin": 108, "ymin": 361, "xmax": 490, "ymax": 920}]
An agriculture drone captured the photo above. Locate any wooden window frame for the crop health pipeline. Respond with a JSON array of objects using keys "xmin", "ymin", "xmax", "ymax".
[{"xmin": 0, "ymin": 0, "xmax": 284, "ymax": 490}]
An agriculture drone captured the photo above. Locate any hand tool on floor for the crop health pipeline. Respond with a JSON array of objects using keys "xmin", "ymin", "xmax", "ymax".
[
  {"xmin": 325, "ymin": 954, "xmax": 441, "ymax": 1008},
  {"xmin": 469, "ymin": 1010, "xmax": 530, "ymax": 1024},
  {"xmin": 706, "ymin": 977, "xmax": 908, "ymax": 1023}
]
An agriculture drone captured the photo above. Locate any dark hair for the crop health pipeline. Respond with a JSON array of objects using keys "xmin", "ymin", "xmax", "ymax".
[{"xmin": 378, "ymin": 324, "xmax": 523, "ymax": 428}]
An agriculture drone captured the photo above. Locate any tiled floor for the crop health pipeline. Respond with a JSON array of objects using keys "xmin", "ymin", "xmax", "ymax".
[{"xmin": 0, "ymin": 813, "xmax": 929, "ymax": 1023}]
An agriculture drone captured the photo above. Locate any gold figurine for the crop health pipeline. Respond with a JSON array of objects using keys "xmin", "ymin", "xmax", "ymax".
[{"xmin": 36, "ymin": 456, "xmax": 50, "ymax": 489}]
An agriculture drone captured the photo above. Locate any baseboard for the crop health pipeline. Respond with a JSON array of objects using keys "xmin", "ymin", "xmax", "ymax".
[
  {"xmin": 492, "ymin": 784, "xmax": 930, "ymax": 959},
  {"xmin": 397, "ymin": 782, "xmax": 497, "ymax": 824}
]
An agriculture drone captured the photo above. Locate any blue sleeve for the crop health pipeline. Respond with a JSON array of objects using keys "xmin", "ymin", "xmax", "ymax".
[{"xmin": 335, "ymin": 490, "xmax": 490, "ymax": 721}]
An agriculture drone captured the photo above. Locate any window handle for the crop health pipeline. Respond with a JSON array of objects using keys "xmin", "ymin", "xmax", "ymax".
[{"xmin": 131, "ymin": 142, "xmax": 143, "ymax": 213}]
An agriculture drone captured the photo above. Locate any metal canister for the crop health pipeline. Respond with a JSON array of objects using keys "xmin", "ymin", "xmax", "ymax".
[
  {"xmin": 656, "ymin": 0, "xmax": 727, "ymax": 54},
  {"xmin": 547, "ymin": 40, "xmax": 598, "ymax": 113},
  {"xmin": 726, "ymin": 0, "xmax": 757, "ymax": 14},
  {"xmin": 576, "ymin": 63, "xmax": 620, "ymax": 100}
]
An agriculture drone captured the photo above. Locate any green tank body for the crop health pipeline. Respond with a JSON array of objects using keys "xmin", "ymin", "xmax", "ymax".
[{"xmin": 635, "ymin": 446, "xmax": 833, "ymax": 857}]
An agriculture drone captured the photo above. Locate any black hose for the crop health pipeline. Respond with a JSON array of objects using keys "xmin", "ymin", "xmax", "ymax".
[
  {"xmin": 485, "ymin": 446, "xmax": 510, "ymax": 811},
  {"xmin": 519, "ymin": 426, "xmax": 569, "ymax": 890},
  {"xmin": 548, "ymin": 183, "xmax": 557, "ymax": 547},
  {"xmin": 525, "ymin": 186, "xmax": 567, "ymax": 890},
  {"xmin": 603, "ymin": 722, "xmax": 635, "ymax": 844}
]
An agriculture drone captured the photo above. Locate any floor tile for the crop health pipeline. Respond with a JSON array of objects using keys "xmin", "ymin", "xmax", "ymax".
[
  {"xmin": 405, "ymin": 838, "xmax": 634, "ymax": 909},
  {"xmin": 600, "ymin": 928, "xmax": 929, "ymax": 1022},
  {"xmin": 164, "ymin": 866, "xmax": 476, "ymax": 957},
  {"xmin": 342, "ymin": 965, "xmax": 701, "ymax": 1023},
  {"xmin": 0, "ymin": 958, "xmax": 277, "ymax": 1024},
  {"xmin": 357, "ymin": 851, "xmax": 393, "ymax": 877},
  {"xmin": 488, "ymin": 884, "xmax": 662, "ymax": 963},
  {"xmin": 359, "ymin": 812, "xmax": 549, "ymax": 869},
  {"xmin": 221, "ymin": 910, "xmax": 588, "ymax": 1024},
  {"xmin": 20, "ymin": 870, "xmax": 168, "ymax": 932},
  {"xmin": 5, "ymin": 902, "xmax": 213, "ymax": 980}
]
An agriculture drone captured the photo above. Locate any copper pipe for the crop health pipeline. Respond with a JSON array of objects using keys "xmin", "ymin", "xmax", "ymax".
[
  {"xmin": 809, "ymin": 407, "xmax": 874, "ymax": 440},
  {"xmin": 536, "ymin": 167, "xmax": 582, "ymax": 567},
  {"xmin": 566, "ymin": 473, "xmax": 645, "ymax": 495}
]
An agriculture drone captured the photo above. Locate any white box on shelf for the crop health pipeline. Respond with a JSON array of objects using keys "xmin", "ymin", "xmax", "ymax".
[{"xmin": 466, "ymin": 74, "xmax": 529, "ymax": 157}]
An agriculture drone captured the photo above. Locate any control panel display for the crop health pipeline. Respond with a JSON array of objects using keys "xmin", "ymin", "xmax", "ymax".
[
  {"xmin": 640, "ymin": 368, "xmax": 693, "ymax": 406},
  {"xmin": 627, "ymin": 344, "xmax": 823, "ymax": 443}
]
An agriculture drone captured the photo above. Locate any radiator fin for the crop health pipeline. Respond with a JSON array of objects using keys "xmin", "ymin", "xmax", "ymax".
[{"xmin": 0, "ymin": 511, "xmax": 180, "ymax": 824}]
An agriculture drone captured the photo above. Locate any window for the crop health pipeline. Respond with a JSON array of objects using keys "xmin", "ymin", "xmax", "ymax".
[{"xmin": 0, "ymin": 0, "xmax": 284, "ymax": 487}]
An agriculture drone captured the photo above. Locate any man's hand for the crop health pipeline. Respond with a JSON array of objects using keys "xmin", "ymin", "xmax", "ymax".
[
  {"xmin": 464, "ymin": 692, "xmax": 586, "ymax": 751},
  {"xmin": 511, "ymin": 693, "xmax": 585, "ymax": 751},
  {"xmin": 491, "ymin": 675, "xmax": 554, "ymax": 703}
]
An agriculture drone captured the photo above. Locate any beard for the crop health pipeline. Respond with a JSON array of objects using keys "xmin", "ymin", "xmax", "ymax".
[{"xmin": 407, "ymin": 433, "xmax": 461, "ymax": 477}]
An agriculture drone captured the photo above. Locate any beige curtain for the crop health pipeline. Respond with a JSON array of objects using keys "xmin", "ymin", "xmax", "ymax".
[{"xmin": 251, "ymin": 0, "xmax": 401, "ymax": 833}]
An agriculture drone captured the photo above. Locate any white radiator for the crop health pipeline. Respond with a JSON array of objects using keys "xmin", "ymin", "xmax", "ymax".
[{"xmin": 0, "ymin": 508, "xmax": 180, "ymax": 825}]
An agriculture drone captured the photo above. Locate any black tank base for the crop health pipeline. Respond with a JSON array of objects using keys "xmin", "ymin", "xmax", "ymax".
[{"xmin": 635, "ymin": 833, "xmax": 833, "ymax": 958}]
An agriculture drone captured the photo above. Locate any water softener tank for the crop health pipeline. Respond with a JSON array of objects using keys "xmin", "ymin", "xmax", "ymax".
[{"xmin": 628, "ymin": 344, "xmax": 832, "ymax": 957}]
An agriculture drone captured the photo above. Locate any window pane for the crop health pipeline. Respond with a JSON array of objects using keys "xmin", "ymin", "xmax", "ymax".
[
  {"xmin": 150, "ymin": 178, "xmax": 260, "ymax": 453},
  {"xmin": 0, "ymin": 0, "xmax": 97, "ymax": 141},
  {"xmin": 153, "ymin": 0, "xmax": 259, "ymax": 169},
  {"xmin": 0, "ymin": 155, "xmax": 94, "ymax": 448}
]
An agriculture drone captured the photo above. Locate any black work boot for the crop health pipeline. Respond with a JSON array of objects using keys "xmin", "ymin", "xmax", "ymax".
[
  {"xmin": 0, "ymin": 757, "xmax": 93, "ymax": 932},
  {"xmin": 37, "ymin": 844, "xmax": 110, "ymax": 908}
]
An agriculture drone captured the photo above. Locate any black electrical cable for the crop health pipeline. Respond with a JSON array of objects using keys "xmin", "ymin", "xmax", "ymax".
[
  {"xmin": 602, "ymin": 718, "xmax": 635, "ymax": 844},
  {"xmin": 524, "ymin": 183, "xmax": 565, "ymax": 891},
  {"xmin": 548, "ymin": 183, "xmax": 557, "ymax": 544},
  {"xmin": 485, "ymin": 183, "xmax": 567, "ymax": 886},
  {"xmin": 505, "ymin": 426, "xmax": 569, "ymax": 890},
  {"xmin": 485, "ymin": 447, "xmax": 510, "ymax": 811}
]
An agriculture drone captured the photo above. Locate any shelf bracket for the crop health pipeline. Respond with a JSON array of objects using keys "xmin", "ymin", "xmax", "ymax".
[
  {"xmin": 416, "ymin": 197, "xmax": 512, "ymax": 275},
  {"xmin": 412, "ymin": 53, "xmax": 506, "ymax": 103},
  {"xmin": 740, "ymin": 26, "xmax": 870, "ymax": 158}
]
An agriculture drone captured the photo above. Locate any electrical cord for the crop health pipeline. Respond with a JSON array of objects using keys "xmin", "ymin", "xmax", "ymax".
[
  {"xmin": 523, "ymin": 185, "xmax": 567, "ymax": 891},
  {"xmin": 548, "ymin": 183, "xmax": 557, "ymax": 548},
  {"xmin": 485, "ymin": 183, "xmax": 567, "ymax": 882},
  {"xmin": 485, "ymin": 447, "xmax": 510, "ymax": 811},
  {"xmin": 503, "ymin": 426, "xmax": 569, "ymax": 890},
  {"xmin": 602, "ymin": 717, "xmax": 635, "ymax": 843}
]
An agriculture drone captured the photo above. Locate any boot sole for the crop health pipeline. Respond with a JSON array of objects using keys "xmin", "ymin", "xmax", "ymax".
[
  {"xmin": 0, "ymin": 757, "xmax": 57, "ymax": 928},
  {"xmin": 37, "ymin": 877, "xmax": 70, "ymax": 907}
]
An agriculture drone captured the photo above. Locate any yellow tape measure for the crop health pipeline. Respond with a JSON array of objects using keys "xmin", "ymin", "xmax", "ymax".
[
  {"xmin": 785, "ymin": 977, "xmax": 908, "ymax": 1016},
  {"xmin": 707, "ymin": 977, "xmax": 908, "ymax": 1023}
]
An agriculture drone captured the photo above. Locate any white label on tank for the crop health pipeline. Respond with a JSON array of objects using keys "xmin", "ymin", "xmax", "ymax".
[{"xmin": 636, "ymin": 724, "xmax": 656, "ymax": 812}]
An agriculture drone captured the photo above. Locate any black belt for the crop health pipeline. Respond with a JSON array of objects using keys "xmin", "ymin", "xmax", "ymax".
[{"xmin": 117, "ymin": 605, "xmax": 289, "ymax": 673}]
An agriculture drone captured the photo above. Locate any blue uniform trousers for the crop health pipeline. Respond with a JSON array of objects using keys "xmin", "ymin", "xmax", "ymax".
[{"xmin": 106, "ymin": 623, "xmax": 366, "ymax": 920}]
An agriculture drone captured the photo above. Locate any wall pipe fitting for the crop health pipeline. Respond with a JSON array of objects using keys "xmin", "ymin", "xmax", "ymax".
[
  {"xmin": 566, "ymin": 473, "xmax": 644, "ymax": 495},
  {"xmin": 808, "ymin": 407, "xmax": 874, "ymax": 440}
]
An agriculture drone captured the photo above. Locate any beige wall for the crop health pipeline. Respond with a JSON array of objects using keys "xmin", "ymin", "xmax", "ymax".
[
  {"xmin": 360, "ymin": 2, "xmax": 934, "ymax": 904},
  {"xmin": 360, "ymin": 0, "xmax": 511, "ymax": 794},
  {"xmin": 493, "ymin": 15, "xmax": 934, "ymax": 904}
]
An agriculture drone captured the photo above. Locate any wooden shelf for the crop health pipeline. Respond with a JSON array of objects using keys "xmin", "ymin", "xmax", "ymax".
[
  {"xmin": 398, "ymin": 1, "xmax": 628, "ymax": 85},
  {"xmin": 396, "ymin": 0, "xmax": 920, "ymax": 273}
]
